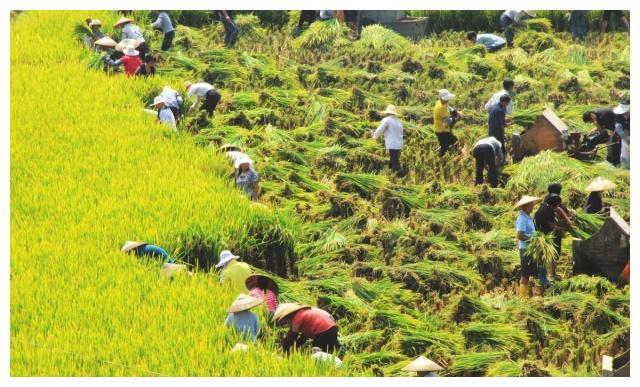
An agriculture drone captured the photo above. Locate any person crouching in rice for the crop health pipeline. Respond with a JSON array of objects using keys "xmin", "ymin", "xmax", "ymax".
[
  {"xmin": 245, "ymin": 274, "xmax": 279, "ymax": 317},
  {"xmin": 273, "ymin": 303, "xmax": 340, "ymax": 354}
]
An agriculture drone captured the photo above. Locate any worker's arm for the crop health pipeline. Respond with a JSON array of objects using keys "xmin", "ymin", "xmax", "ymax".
[
  {"xmin": 220, "ymin": 10, "xmax": 230, "ymax": 20},
  {"xmin": 189, "ymin": 94, "xmax": 202, "ymax": 112},
  {"xmin": 151, "ymin": 14, "xmax": 162, "ymax": 29},
  {"xmin": 372, "ymin": 119, "xmax": 386, "ymax": 139},
  {"xmin": 102, "ymin": 56, "xmax": 122, "ymax": 67},
  {"xmin": 282, "ymin": 329, "xmax": 299, "ymax": 353},
  {"xmin": 516, "ymin": 230, "xmax": 529, "ymax": 241},
  {"xmin": 554, "ymin": 207, "xmax": 573, "ymax": 227}
]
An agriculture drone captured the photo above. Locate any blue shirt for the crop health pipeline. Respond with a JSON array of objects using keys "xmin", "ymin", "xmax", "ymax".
[
  {"xmin": 476, "ymin": 34, "xmax": 506, "ymax": 50},
  {"xmin": 152, "ymin": 12, "xmax": 174, "ymax": 34},
  {"xmin": 225, "ymin": 311, "xmax": 260, "ymax": 341},
  {"xmin": 135, "ymin": 244, "xmax": 174, "ymax": 263},
  {"xmin": 488, "ymin": 104, "xmax": 506, "ymax": 144},
  {"xmin": 515, "ymin": 211, "xmax": 535, "ymax": 250}
]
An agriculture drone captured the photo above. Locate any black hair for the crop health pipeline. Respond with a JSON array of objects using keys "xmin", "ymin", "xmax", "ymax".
[
  {"xmin": 503, "ymin": 79, "xmax": 514, "ymax": 90},
  {"xmin": 545, "ymin": 193, "xmax": 562, "ymax": 207},
  {"xmin": 466, "ymin": 31, "xmax": 477, "ymax": 41},
  {"xmin": 145, "ymin": 54, "xmax": 156, "ymax": 63},
  {"xmin": 583, "ymin": 111, "xmax": 595, "ymax": 123},
  {"xmin": 548, "ymin": 183, "xmax": 562, "ymax": 195},
  {"xmin": 499, "ymin": 94, "xmax": 511, "ymax": 103},
  {"xmin": 257, "ymin": 276, "xmax": 269, "ymax": 289}
]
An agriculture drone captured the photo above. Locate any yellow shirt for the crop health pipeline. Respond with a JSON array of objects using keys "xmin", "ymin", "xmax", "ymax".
[
  {"xmin": 221, "ymin": 260, "xmax": 252, "ymax": 293},
  {"xmin": 433, "ymin": 100, "xmax": 450, "ymax": 133}
]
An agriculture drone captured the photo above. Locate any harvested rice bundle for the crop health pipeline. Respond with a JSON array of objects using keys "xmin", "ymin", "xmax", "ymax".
[
  {"xmin": 356, "ymin": 25, "xmax": 410, "ymax": 53},
  {"xmin": 514, "ymin": 30, "xmax": 559, "ymax": 54},
  {"xmin": 549, "ymin": 274, "xmax": 615, "ymax": 298},
  {"xmin": 448, "ymin": 351, "xmax": 508, "ymax": 376},
  {"xmin": 525, "ymin": 232, "xmax": 558, "ymax": 267},
  {"xmin": 451, "ymin": 294, "xmax": 495, "ymax": 323},
  {"xmin": 521, "ymin": 18, "xmax": 553, "ymax": 33},
  {"xmin": 399, "ymin": 329, "xmax": 464, "ymax": 358},
  {"xmin": 335, "ymin": 172, "xmax": 388, "ymax": 199},
  {"xmin": 294, "ymin": 19, "xmax": 349, "ymax": 51},
  {"xmin": 462, "ymin": 322, "xmax": 529, "ymax": 353},
  {"xmin": 352, "ymin": 351, "xmax": 407, "ymax": 368},
  {"xmin": 571, "ymin": 210, "xmax": 605, "ymax": 238}
]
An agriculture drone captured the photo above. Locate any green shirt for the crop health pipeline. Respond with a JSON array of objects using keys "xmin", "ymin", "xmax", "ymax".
[{"xmin": 220, "ymin": 260, "xmax": 252, "ymax": 293}]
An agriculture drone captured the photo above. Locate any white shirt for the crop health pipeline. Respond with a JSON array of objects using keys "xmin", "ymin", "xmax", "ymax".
[
  {"xmin": 122, "ymin": 23, "xmax": 144, "ymax": 41},
  {"xmin": 158, "ymin": 107, "xmax": 176, "ymax": 130},
  {"xmin": 311, "ymin": 351, "xmax": 343, "ymax": 367},
  {"xmin": 473, "ymin": 136, "xmax": 504, "ymax": 164},
  {"xmin": 485, "ymin": 89, "xmax": 513, "ymax": 115},
  {"xmin": 160, "ymin": 87, "xmax": 182, "ymax": 110},
  {"xmin": 187, "ymin": 83, "xmax": 214, "ymax": 109},
  {"xmin": 373, "ymin": 115, "xmax": 403, "ymax": 150},
  {"xmin": 503, "ymin": 10, "xmax": 526, "ymax": 23}
]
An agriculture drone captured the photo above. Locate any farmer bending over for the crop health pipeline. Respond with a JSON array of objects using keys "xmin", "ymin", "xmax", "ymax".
[
  {"xmin": 151, "ymin": 11, "xmax": 175, "ymax": 51},
  {"xmin": 225, "ymin": 294, "xmax": 262, "ymax": 342},
  {"xmin": 102, "ymin": 45, "xmax": 141, "ymax": 76},
  {"xmin": 273, "ymin": 303, "xmax": 340, "ymax": 354},
  {"xmin": 149, "ymin": 96, "xmax": 176, "ymax": 130},
  {"xmin": 246, "ymin": 274, "xmax": 279, "ymax": 316},
  {"xmin": 121, "ymin": 241, "xmax": 174, "ymax": 263},
  {"xmin": 466, "ymin": 31, "xmax": 506, "ymax": 52},
  {"xmin": 472, "ymin": 136, "xmax": 503, "ymax": 188},
  {"xmin": 184, "ymin": 81, "xmax": 221, "ymax": 117},
  {"xmin": 216, "ymin": 250, "xmax": 252, "ymax": 293}
]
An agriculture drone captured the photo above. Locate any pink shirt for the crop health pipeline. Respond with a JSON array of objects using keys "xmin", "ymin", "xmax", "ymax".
[
  {"xmin": 249, "ymin": 287, "xmax": 278, "ymax": 313},
  {"xmin": 290, "ymin": 308, "xmax": 336, "ymax": 338}
]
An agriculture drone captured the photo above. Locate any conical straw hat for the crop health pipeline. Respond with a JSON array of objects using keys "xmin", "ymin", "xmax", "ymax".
[
  {"xmin": 121, "ymin": 241, "xmax": 147, "ymax": 253},
  {"xmin": 380, "ymin": 104, "xmax": 399, "ymax": 116},
  {"xmin": 272, "ymin": 303, "xmax": 310, "ymax": 322},
  {"xmin": 94, "ymin": 36, "xmax": 117, "ymax": 48},
  {"xmin": 585, "ymin": 177, "xmax": 616, "ymax": 192},
  {"xmin": 245, "ymin": 274, "xmax": 279, "ymax": 293},
  {"xmin": 220, "ymin": 143, "xmax": 243, "ymax": 152},
  {"xmin": 228, "ymin": 294, "xmax": 263, "ymax": 313},
  {"xmin": 514, "ymin": 195, "xmax": 541, "ymax": 210},
  {"xmin": 114, "ymin": 17, "xmax": 134, "ymax": 27},
  {"xmin": 116, "ymin": 38, "xmax": 143, "ymax": 51},
  {"xmin": 402, "ymin": 356, "xmax": 444, "ymax": 372}
]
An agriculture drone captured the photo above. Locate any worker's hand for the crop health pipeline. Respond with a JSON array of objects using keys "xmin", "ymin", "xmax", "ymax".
[
  {"xmin": 457, "ymin": 111, "xmax": 464, "ymax": 119},
  {"xmin": 506, "ymin": 117, "xmax": 513, "ymax": 125}
]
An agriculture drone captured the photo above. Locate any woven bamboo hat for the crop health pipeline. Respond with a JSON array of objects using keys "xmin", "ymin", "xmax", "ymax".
[
  {"xmin": 116, "ymin": 38, "xmax": 143, "ymax": 51},
  {"xmin": 150, "ymin": 96, "xmax": 168, "ymax": 107},
  {"xmin": 89, "ymin": 19, "xmax": 102, "ymax": 27},
  {"xmin": 221, "ymin": 143, "xmax": 243, "ymax": 152},
  {"xmin": 585, "ymin": 177, "xmax": 616, "ymax": 192},
  {"xmin": 272, "ymin": 303, "xmax": 310, "ymax": 322},
  {"xmin": 114, "ymin": 17, "xmax": 134, "ymax": 27},
  {"xmin": 121, "ymin": 241, "xmax": 147, "ymax": 253},
  {"xmin": 380, "ymin": 104, "xmax": 399, "ymax": 116},
  {"xmin": 402, "ymin": 356, "xmax": 444, "ymax": 372},
  {"xmin": 228, "ymin": 294, "xmax": 263, "ymax": 313},
  {"xmin": 94, "ymin": 36, "xmax": 117, "ymax": 48},
  {"xmin": 245, "ymin": 274, "xmax": 279, "ymax": 293},
  {"xmin": 514, "ymin": 195, "xmax": 541, "ymax": 210}
]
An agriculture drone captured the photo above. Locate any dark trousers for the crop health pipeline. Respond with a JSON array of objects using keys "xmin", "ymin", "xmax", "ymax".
[
  {"xmin": 489, "ymin": 42, "xmax": 506, "ymax": 52},
  {"xmin": 298, "ymin": 10, "xmax": 317, "ymax": 28},
  {"xmin": 436, "ymin": 132, "xmax": 457, "ymax": 156},
  {"xmin": 388, "ymin": 149, "xmax": 402, "ymax": 174},
  {"xmin": 137, "ymin": 41, "xmax": 149, "ymax": 60},
  {"xmin": 473, "ymin": 144, "xmax": 498, "ymax": 187},
  {"xmin": 312, "ymin": 326, "xmax": 340, "ymax": 354},
  {"xmin": 161, "ymin": 30, "xmax": 175, "ymax": 51},
  {"xmin": 606, "ymin": 134, "xmax": 621, "ymax": 166},
  {"xmin": 202, "ymin": 90, "xmax": 221, "ymax": 116},
  {"xmin": 569, "ymin": 11, "xmax": 587, "ymax": 40},
  {"xmin": 169, "ymin": 106, "xmax": 181, "ymax": 123},
  {"xmin": 500, "ymin": 14, "xmax": 515, "ymax": 46},
  {"xmin": 223, "ymin": 18, "xmax": 239, "ymax": 48}
]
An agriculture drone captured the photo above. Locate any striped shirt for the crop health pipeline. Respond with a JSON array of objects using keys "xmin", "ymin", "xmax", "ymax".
[{"xmin": 249, "ymin": 287, "xmax": 278, "ymax": 313}]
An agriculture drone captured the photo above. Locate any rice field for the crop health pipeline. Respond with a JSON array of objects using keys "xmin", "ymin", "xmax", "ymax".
[{"xmin": 10, "ymin": 10, "xmax": 630, "ymax": 377}]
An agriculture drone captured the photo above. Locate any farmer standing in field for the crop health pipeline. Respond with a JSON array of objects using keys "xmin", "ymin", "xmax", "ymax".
[
  {"xmin": 149, "ymin": 96, "xmax": 176, "ymax": 130},
  {"xmin": 234, "ymin": 156, "xmax": 260, "ymax": 201},
  {"xmin": 485, "ymin": 79, "xmax": 515, "ymax": 117},
  {"xmin": 217, "ymin": 11, "xmax": 239, "ymax": 48},
  {"xmin": 466, "ymin": 31, "xmax": 506, "ymax": 52},
  {"xmin": 184, "ymin": 81, "xmax": 221, "ymax": 117},
  {"xmin": 372, "ymin": 104, "xmax": 404, "ymax": 176},
  {"xmin": 273, "ymin": 303, "xmax": 340, "ymax": 354},
  {"xmin": 568, "ymin": 11, "xmax": 588, "ymax": 41},
  {"xmin": 472, "ymin": 136, "xmax": 503, "ymax": 188},
  {"xmin": 114, "ymin": 17, "xmax": 148, "ymax": 59},
  {"xmin": 151, "ymin": 11, "xmax": 175, "ymax": 51},
  {"xmin": 601, "ymin": 10, "xmax": 629, "ymax": 33},
  {"xmin": 500, "ymin": 10, "xmax": 536, "ymax": 47},
  {"xmin": 225, "ymin": 294, "xmax": 262, "ymax": 342},
  {"xmin": 487, "ymin": 94, "xmax": 511, "ymax": 151},
  {"xmin": 533, "ymin": 194, "xmax": 563, "ymax": 289},
  {"xmin": 545, "ymin": 183, "xmax": 574, "ymax": 280},
  {"xmin": 433, "ymin": 89, "xmax": 462, "ymax": 157},
  {"xmin": 246, "ymin": 274, "xmax": 279, "ymax": 316},
  {"xmin": 102, "ymin": 44, "xmax": 142, "ymax": 76},
  {"xmin": 515, "ymin": 195, "xmax": 541, "ymax": 298},
  {"xmin": 613, "ymin": 100, "xmax": 630, "ymax": 170},
  {"xmin": 217, "ymin": 250, "xmax": 252, "ymax": 293}
]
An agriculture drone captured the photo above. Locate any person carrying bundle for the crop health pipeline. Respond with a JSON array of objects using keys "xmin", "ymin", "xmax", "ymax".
[
  {"xmin": 433, "ymin": 89, "xmax": 462, "ymax": 157},
  {"xmin": 500, "ymin": 10, "xmax": 536, "ymax": 47},
  {"xmin": 121, "ymin": 241, "xmax": 174, "ymax": 263},
  {"xmin": 472, "ymin": 136, "xmax": 503, "ymax": 188},
  {"xmin": 546, "ymin": 183, "xmax": 573, "ymax": 279},
  {"xmin": 102, "ymin": 45, "xmax": 142, "ymax": 76},
  {"xmin": 225, "ymin": 294, "xmax": 262, "ymax": 342},
  {"xmin": 273, "ymin": 303, "xmax": 340, "ymax": 354},
  {"xmin": 216, "ymin": 250, "xmax": 252, "ymax": 293},
  {"xmin": 466, "ymin": 31, "xmax": 506, "ymax": 52},
  {"xmin": 488, "ymin": 94, "xmax": 511, "ymax": 151},
  {"xmin": 534, "ymin": 194, "xmax": 565, "ymax": 287},
  {"xmin": 582, "ymin": 107, "xmax": 616, "ymax": 157},
  {"xmin": 151, "ymin": 11, "xmax": 175, "ymax": 51},
  {"xmin": 245, "ymin": 274, "xmax": 279, "ymax": 316},
  {"xmin": 83, "ymin": 19, "xmax": 105, "ymax": 49},
  {"xmin": 514, "ymin": 195, "xmax": 542, "ymax": 297},
  {"xmin": 372, "ymin": 105, "xmax": 404, "ymax": 176},
  {"xmin": 184, "ymin": 81, "xmax": 221, "ymax": 117},
  {"xmin": 149, "ymin": 96, "xmax": 176, "ymax": 130},
  {"xmin": 114, "ymin": 17, "xmax": 148, "ymax": 59}
]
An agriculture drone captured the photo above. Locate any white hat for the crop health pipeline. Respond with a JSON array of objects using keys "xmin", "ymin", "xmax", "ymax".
[
  {"xmin": 121, "ymin": 241, "xmax": 147, "ymax": 253},
  {"xmin": 216, "ymin": 250, "xmax": 240, "ymax": 268},
  {"xmin": 585, "ymin": 177, "xmax": 616, "ymax": 192},
  {"xmin": 438, "ymin": 89, "xmax": 455, "ymax": 101},
  {"xmin": 402, "ymin": 356, "xmax": 444, "ymax": 372},
  {"xmin": 231, "ymin": 343, "xmax": 249, "ymax": 353},
  {"xmin": 89, "ymin": 19, "xmax": 102, "ymax": 27},
  {"xmin": 94, "ymin": 36, "xmax": 117, "ymax": 48},
  {"xmin": 514, "ymin": 195, "xmax": 541, "ymax": 210},
  {"xmin": 114, "ymin": 17, "xmax": 134, "ymax": 27},
  {"xmin": 272, "ymin": 303, "xmax": 311, "ymax": 322},
  {"xmin": 160, "ymin": 263, "xmax": 187, "ymax": 280},
  {"xmin": 234, "ymin": 156, "xmax": 254, "ymax": 169},
  {"xmin": 162, "ymin": 85, "xmax": 176, "ymax": 93},
  {"xmin": 150, "ymin": 96, "xmax": 167, "ymax": 107},
  {"xmin": 123, "ymin": 45, "xmax": 139, "ymax": 57},
  {"xmin": 228, "ymin": 294, "xmax": 263, "ymax": 313},
  {"xmin": 613, "ymin": 102, "xmax": 630, "ymax": 115},
  {"xmin": 523, "ymin": 10, "xmax": 537, "ymax": 17},
  {"xmin": 380, "ymin": 104, "xmax": 399, "ymax": 116},
  {"xmin": 116, "ymin": 38, "xmax": 143, "ymax": 51}
]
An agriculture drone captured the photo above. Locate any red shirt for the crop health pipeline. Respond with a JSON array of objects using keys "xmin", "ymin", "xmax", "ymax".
[
  {"xmin": 122, "ymin": 55, "xmax": 142, "ymax": 76},
  {"xmin": 290, "ymin": 308, "xmax": 336, "ymax": 338},
  {"xmin": 249, "ymin": 287, "xmax": 278, "ymax": 313}
]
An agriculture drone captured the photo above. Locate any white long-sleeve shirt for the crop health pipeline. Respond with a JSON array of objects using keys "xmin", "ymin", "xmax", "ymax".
[
  {"xmin": 485, "ymin": 89, "xmax": 513, "ymax": 115},
  {"xmin": 187, "ymin": 83, "xmax": 214, "ymax": 109},
  {"xmin": 373, "ymin": 115, "xmax": 403, "ymax": 150},
  {"xmin": 158, "ymin": 107, "xmax": 176, "ymax": 130},
  {"xmin": 151, "ymin": 12, "xmax": 174, "ymax": 34},
  {"xmin": 160, "ymin": 87, "xmax": 182, "ymax": 110},
  {"xmin": 502, "ymin": 10, "xmax": 527, "ymax": 23}
]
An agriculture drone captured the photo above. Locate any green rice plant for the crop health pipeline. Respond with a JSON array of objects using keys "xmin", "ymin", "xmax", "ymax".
[
  {"xmin": 448, "ymin": 351, "xmax": 508, "ymax": 376},
  {"xmin": 399, "ymin": 329, "xmax": 463, "ymax": 357},
  {"xmin": 549, "ymin": 274, "xmax": 616, "ymax": 298},
  {"xmin": 521, "ymin": 18, "xmax": 553, "ymax": 33},
  {"xmin": 571, "ymin": 209, "xmax": 605, "ymax": 238},
  {"xmin": 352, "ymin": 351, "xmax": 407, "ymax": 368},
  {"xmin": 356, "ymin": 25, "xmax": 410, "ymax": 52},
  {"xmin": 335, "ymin": 172, "xmax": 388, "ymax": 199},
  {"xmin": 294, "ymin": 19, "xmax": 349, "ymax": 51},
  {"xmin": 525, "ymin": 232, "xmax": 558, "ymax": 267},
  {"xmin": 485, "ymin": 360, "xmax": 522, "ymax": 376},
  {"xmin": 462, "ymin": 323, "xmax": 529, "ymax": 353}
]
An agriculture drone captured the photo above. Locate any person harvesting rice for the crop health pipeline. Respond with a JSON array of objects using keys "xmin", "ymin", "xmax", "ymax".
[
  {"xmin": 159, "ymin": 85, "xmax": 184, "ymax": 122},
  {"xmin": 149, "ymin": 96, "xmax": 176, "ymax": 130},
  {"xmin": 121, "ymin": 241, "xmax": 174, "ymax": 263},
  {"xmin": 372, "ymin": 104, "xmax": 404, "ymax": 176},
  {"xmin": 102, "ymin": 44, "xmax": 142, "ymax": 76},
  {"xmin": 515, "ymin": 195, "xmax": 541, "ymax": 297},
  {"xmin": 246, "ymin": 274, "xmax": 279, "ymax": 316},
  {"xmin": 150, "ymin": 11, "xmax": 175, "ymax": 51},
  {"xmin": 433, "ymin": 89, "xmax": 462, "ymax": 157},
  {"xmin": 487, "ymin": 94, "xmax": 510, "ymax": 151},
  {"xmin": 184, "ymin": 81, "xmax": 221, "ymax": 117},
  {"xmin": 234, "ymin": 156, "xmax": 260, "ymax": 201},
  {"xmin": 114, "ymin": 17, "xmax": 148, "ymax": 58},
  {"xmin": 466, "ymin": 31, "xmax": 506, "ymax": 52},
  {"xmin": 472, "ymin": 136, "xmax": 503, "ymax": 188},
  {"xmin": 216, "ymin": 250, "xmax": 252, "ymax": 293},
  {"xmin": 545, "ymin": 183, "xmax": 573, "ymax": 279},
  {"xmin": 613, "ymin": 100, "xmax": 630, "ymax": 170},
  {"xmin": 225, "ymin": 294, "xmax": 262, "ymax": 342},
  {"xmin": 584, "ymin": 177, "xmax": 616, "ymax": 214},
  {"xmin": 500, "ymin": 10, "xmax": 536, "ymax": 47},
  {"xmin": 273, "ymin": 303, "xmax": 340, "ymax": 354},
  {"xmin": 135, "ymin": 53, "xmax": 157, "ymax": 77},
  {"xmin": 534, "ymin": 194, "xmax": 565, "ymax": 287}
]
